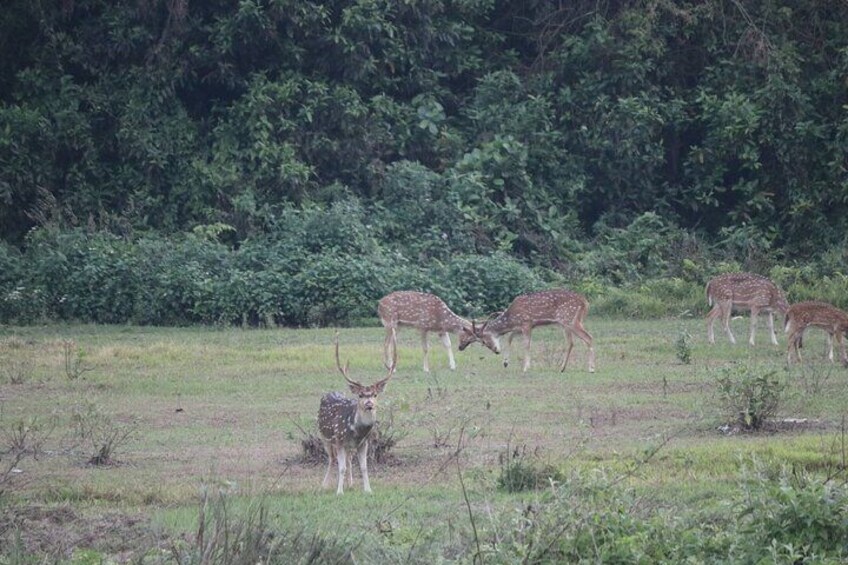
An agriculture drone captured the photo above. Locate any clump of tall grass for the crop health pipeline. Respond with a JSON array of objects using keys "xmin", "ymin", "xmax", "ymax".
[
  {"xmin": 167, "ymin": 489, "xmax": 358, "ymax": 564},
  {"xmin": 497, "ymin": 444, "xmax": 565, "ymax": 493}
]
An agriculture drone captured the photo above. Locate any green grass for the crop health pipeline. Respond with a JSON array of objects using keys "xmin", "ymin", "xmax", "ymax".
[{"xmin": 1, "ymin": 317, "xmax": 847, "ymax": 561}]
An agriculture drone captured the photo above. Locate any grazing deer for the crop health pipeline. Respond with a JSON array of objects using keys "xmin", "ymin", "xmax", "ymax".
[
  {"xmin": 317, "ymin": 332, "xmax": 396, "ymax": 495},
  {"xmin": 458, "ymin": 289, "xmax": 595, "ymax": 373},
  {"xmin": 784, "ymin": 301, "xmax": 848, "ymax": 367},
  {"xmin": 378, "ymin": 291, "xmax": 496, "ymax": 372},
  {"xmin": 705, "ymin": 273, "xmax": 789, "ymax": 346}
]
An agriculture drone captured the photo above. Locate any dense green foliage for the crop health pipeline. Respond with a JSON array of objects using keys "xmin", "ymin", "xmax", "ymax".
[{"xmin": 1, "ymin": 1, "xmax": 847, "ymax": 324}]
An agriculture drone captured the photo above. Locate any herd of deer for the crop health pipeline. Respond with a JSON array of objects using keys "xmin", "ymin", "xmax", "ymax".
[{"xmin": 319, "ymin": 272, "xmax": 848, "ymax": 494}]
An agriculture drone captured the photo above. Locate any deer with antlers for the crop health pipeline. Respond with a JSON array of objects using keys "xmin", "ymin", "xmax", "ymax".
[
  {"xmin": 378, "ymin": 291, "xmax": 495, "ymax": 372},
  {"xmin": 784, "ymin": 301, "xmax": 848, "ymax": 367},
  {"xmin": 317, "ymin": 332, "xmax": 396, "ymax": 495},
  {"xmin": 705, "ymin": 272, "xmax": 789, "ymax": 346},
  {"xmin": 458, "ymin": 289, "xmax": 595, "ymax": 373}
]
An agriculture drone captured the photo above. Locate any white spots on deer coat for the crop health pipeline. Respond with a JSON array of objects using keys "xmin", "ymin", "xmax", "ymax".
[
  {"xmin": 468, "ymin": 288, "xmax": 595, "ymax": 373},
  {"xmin": 319, "ymin": 336, "xmax": 394, "ymax": 494},
  {"xmin": 378, "ymin": 291, "xmax": 468, "ymax": 333},
  {"xmin": 378, "ymin": 290, "xmax": 471, "ymax": 371},
  {"xmin": 785, "ymin": 301, "xmax": 848, "ymax": 366},
  {"xmin": 706, "ymin": 272, "xmax": 788, "ymax": 346}
]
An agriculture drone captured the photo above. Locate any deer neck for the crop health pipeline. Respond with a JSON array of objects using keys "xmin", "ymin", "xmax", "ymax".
[
  {"xmin": 355, "ymin": 404, "xmax": 377, "ymax": 430},
  {"xmin": 442, "ymin": 311, "xmax": 471, "ymax": 334},
  {"xmin": 454, "ymin": 315, "xmax": 475, "ymax": 334},
  {"xmin": 485, "ymin": 312, "xmax": 516, "ymax": 336}
]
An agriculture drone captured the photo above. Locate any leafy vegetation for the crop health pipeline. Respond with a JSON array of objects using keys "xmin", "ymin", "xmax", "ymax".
[
  {"xmin": 715, "ymin": 364, "xmax": 787, "ymax": 430},
  {"xmin": 1, "ymin": 1, "xmax": 847, "ymax": 327}
]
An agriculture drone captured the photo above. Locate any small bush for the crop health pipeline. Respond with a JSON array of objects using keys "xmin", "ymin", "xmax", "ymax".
[
  {"xmin": 497, "ymin": 444, "xmax": 565, "ymax": 493},
  {"xmin": 715, "ymin": 365, "xmax": 786, "ymax": 431},
  {"xmin": 1, "ymin": 417, "xmax": 53, "ymax": 495},
  {"xmin": 62, "ymin": 339, "xmax": 93, "ymax": 380},
  {"xmin": 737, "ymin": 464, "xmax": 848, "ymax": 562},
  {"xmin": 675, "ymin": 330, "xmax": 692, "ymax": 365},
  {"xmin": 71, "ymin": 402, "xmax": 139, "ymax": 466},
  {"xmin": 0, "ymin": 355, "xmax": 34, "ymax": 385}
]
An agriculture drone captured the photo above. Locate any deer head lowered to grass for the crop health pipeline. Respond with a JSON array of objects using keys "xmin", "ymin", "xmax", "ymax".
[
  {"xmin": 377, "ymin": 290, "xmax": 495, "ymax": 372},
  {"xmin": 784, "ymin": 301, "xmax": 848, "ymax": 367},
  {"xmin": 458, "ymin": 289, "xmax": 595, "ymax": 374},
  {"xmin": 317, "ymin": 331, "xmax": 396, "ymax": 495},
  {"xmin": 705, "ymin": 272, "xmax": 789, "ymax": 346}
]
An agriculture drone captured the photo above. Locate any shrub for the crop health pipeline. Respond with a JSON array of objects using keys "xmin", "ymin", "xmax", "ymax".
[
  {"xmin": 715, "ymin": 365, "xmax": 786, "ymax": 431},
  {"xmin": 376, "ymin": 160, "xmax": 475, "ymax": 260},
  {"xmin": 290, "ymin": 251, "xmax": 396, "ymax": 326},
  {"xmin": 675, "ymin": 330, "xmax": 692, "ymax": 365},
  {"xmin": 132, "ymin": 234, "xmax": 229, "ymax": 325},
  {"xmin": 438, "ymin": 253, "xmax": 547, "ymax": 317},
  {"xmin": 72, "ymin": 401, "xmax": 139, "ymax": 466},
  {"xmin": 737, "ymin": 464, "xmax": 848, "ymax": 562},
  {"xmin": 0, "ymin": 243, "xmax": 43, "ymax": 323},
  {"xmin": 24, "ymin": 229, "xmax": 141, "ymax": 324}
]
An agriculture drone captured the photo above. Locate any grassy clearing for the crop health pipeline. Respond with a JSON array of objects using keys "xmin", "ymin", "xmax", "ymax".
[{"xmin": 1, "ymin": 317, "xmax": 847, "ymax": 561}]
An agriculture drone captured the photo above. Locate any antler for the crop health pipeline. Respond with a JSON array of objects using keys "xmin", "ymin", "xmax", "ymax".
[
  {"xmin": 334, "ymin": 331, "xmax": 364, "ymax": 388},
  {"xmin": 471, "ymin": 311, "xmax": 499, "ymax": 335}
]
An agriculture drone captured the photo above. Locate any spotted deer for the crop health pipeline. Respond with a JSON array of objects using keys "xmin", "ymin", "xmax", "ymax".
[
  {"xmin": 784, "ymin": 301, "xmax": 848, "ymax": 367},
  {"xmin": 458, "ymin": 289, "xmax": 595, "ymax": 373},
  {"xmin": 317, "ymin": 332, "xmax": 396, "ymax": 495},
  {"xmin": 705, "ymin": 273, "xmax": 789, "ymax": 346},
  {"xmin": 378, "ymin": 291, "xmax": 495, "ymax": 372}
]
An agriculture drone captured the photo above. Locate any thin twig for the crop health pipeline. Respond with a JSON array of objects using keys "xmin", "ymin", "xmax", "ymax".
[{"xmin": 455, "ymin": 426, "xmax": 482, "ymax": 564}]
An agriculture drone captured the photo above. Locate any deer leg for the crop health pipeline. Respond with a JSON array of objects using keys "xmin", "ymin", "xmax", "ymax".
[
  {"xmin": 321, "ymin": 442, "xmax": 334, "ymax": 489},
  {"xmin": 706, "ymin": 304, "xmax": 721, "ymax": 344},
  {"xmin": 721, "ymin": 301, "xmax": 736, "ymax": 344},
  {"xmin": 766, "ymin": 311, "xmax": 778, "ymax": 345},
  {"xmin": 824, "ymin": 330, "xmax": 835, "ymax": 363},
  {"xmin": 570, "ymin": 323, "xmax": 596, "ymax": 373},
  {"xmin": 786, "ymin": 332, "xmax": 796, "ymax": 364},
  {"xmin": 561, "ymin": 328, "xmax": 575, "ymax": 372},
  {"xmin": 824, "ymin": 331, "xmax": 834, "ymax": 362},
  {"xmin": 420, "ymin": 331, "xmax": 430, "ymax": 373},
  {"xmin": 383, "ymin": 327, "xmax": 396, "ymax": 371},
  {"xmin": 787, "ymin": 327, "xmax": 803, "ymax": 364},
  {"xmin": 358, "ymin": 441, "xmax": 372, "ymax": 493},
  {"xmin": 836, "ymin": 332, "xmax": 848, "ymax": 367},
  {"xmin": 503, "ymin": 332, "xmax": 517, "ymax": 368},
  {"xmin": 748, "ymin": 306, "xmax": 760, "ymax": 346},
  {"xmin": 439, "ymin": 332, "xmax": 456, "ymax": 370},
  {"xmin": 335, "ymin": 446, "xmax": 347, "ymax": 495},
  {"xmin": 346, "ymin": 451, "xmax": 354, "ymax": 487},
  {"xmin": 521, "ymin": 329, "xmax": 533, "ymax": 373}
]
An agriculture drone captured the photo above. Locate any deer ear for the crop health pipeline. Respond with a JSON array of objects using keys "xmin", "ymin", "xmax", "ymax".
[
  {"xmin": 374, "ymin": 380, "xmax": 389, "ymax": 394},
  {"xmin": 348, "ymin": 382, "xmax": 365, "ymax": 395}
]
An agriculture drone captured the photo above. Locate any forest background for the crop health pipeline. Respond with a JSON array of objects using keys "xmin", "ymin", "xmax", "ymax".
[{"xmin": 2, "ymin": 0, "xmax": 847, "ymax": 326}]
